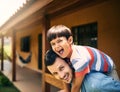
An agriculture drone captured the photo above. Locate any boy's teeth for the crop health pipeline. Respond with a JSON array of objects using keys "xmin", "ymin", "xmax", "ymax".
[
  {"xmin": 59, "ymin": 50, "xmax": 63, "ymax": 54},
  {"xmin": 59, "ymin": 51, "xmax": 62, "ymax": 54}
]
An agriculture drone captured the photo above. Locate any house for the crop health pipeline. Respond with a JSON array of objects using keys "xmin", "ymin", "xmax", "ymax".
[{"xmin": 0, "ymin": 0, "xmax": 120, "ymax": 92}]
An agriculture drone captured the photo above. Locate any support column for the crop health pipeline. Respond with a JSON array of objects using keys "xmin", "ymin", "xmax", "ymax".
[
  {"xmin": 1, "ymin": 35, "xmax": 4, "ymax": 71},
  {"xmin": 42, "ymin": 15, "xmax": 50, "ymax": 92},
  {"xmin": 12, "ymin": 30, "xmax": 16, "ymax": 81}
]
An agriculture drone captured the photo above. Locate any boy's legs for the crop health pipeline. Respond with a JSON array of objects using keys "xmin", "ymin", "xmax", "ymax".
[{"xmin": 81, "ymin": 72, "xmax": 120, "ymax": 92}]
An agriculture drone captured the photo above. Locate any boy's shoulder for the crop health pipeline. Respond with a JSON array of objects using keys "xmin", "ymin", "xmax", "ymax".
[
  {"xmin": 72, "ymin": 45, "xmax": 89, "ymax": 53},
  {"xmin": 71, "ymin": 45, "xmax": 91, "ymax": 60},
  {"xmin": 73, "ymin": 45, "xmax": 86, "ymax": 50}
]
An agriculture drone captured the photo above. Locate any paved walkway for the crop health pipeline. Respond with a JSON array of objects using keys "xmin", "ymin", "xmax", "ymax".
[{"xmin": 0, "ymin": 60, "xmax": 59, "ymax": 92}]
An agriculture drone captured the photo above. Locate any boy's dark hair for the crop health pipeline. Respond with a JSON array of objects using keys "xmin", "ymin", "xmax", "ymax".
[
  {"xmin": 45, "ymin": 49, "xmax": 61, "ymax": 66},
  {"xmin": 47, "ymin": 25, "xmax": 72, "ymax": 42}
]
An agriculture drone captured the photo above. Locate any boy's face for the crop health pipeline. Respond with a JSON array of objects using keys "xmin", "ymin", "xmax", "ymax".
[
  {"xmin": 47, "ymin": 57, "xmax": 73, "ymax": 83},
  {"xmin": 50, "ymin": 36, "xmax": 73, "ymax": 58}
]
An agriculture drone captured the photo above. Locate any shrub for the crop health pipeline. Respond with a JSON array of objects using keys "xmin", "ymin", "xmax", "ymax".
[{"xmin": 0, "ymin": 73, "xmax": 12, "ymax": 86}]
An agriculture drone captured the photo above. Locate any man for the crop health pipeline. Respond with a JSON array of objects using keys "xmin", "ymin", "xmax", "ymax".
[{"xmin": 45, "ymin": 49, "xmax": 120, "ymax": 92}]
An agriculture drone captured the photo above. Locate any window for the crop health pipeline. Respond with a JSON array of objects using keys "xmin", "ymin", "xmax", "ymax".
[
  {"xmin": 72, "ymin": 22, "xmax": 97, "ymax": 48},
  {"xmin": 20, "ymin": 36, "xmax": 30, "ymax": 52}
]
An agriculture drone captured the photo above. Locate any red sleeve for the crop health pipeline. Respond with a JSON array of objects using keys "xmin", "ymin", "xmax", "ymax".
[{"xmin": 75, "ymin": 66, "xmax": 90, "ymax": 77}]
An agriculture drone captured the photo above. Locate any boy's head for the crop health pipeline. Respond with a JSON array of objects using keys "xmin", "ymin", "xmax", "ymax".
[
  {"xmin": 47, "ymin": 25, "xmax": 73, "ymax": 58},
  {"xmin": 45, "ymin": 49, "xmax": 73, "ymax": 83},
  {"xmin": 47, "ymin": 25, "xmax": 72, "ymax": 43}
]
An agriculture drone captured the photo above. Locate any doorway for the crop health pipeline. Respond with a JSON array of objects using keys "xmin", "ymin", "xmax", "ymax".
[{"xmin": 38, "ymin": 34, "xmax": 42, "ymax": 70}]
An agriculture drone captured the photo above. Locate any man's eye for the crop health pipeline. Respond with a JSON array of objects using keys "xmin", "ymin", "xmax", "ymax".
[
  {"xmin": 53, "ymin": 72, "xmax": 57, "ymax": 75},
  {"xmin": 60, "ymin": 66, "xmax": 64, "ymax": 71}
]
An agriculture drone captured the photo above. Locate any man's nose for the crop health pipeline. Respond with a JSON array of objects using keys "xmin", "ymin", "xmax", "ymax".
[{"xmin": 59, "ymin": 72, "xmax": 65, "ymax": 79}]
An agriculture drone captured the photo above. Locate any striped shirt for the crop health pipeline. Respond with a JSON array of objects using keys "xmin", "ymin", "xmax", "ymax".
[{"xmin": 70, "ymin": 45, "xmax": 113, "ymax": 77}]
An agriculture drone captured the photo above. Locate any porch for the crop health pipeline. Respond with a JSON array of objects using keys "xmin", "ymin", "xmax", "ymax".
[{"xmin": 0, "ymin": 60, "xmax": 59, "ymax": 92}]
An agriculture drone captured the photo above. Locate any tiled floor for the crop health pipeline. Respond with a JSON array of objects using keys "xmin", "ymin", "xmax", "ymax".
[{"xmin": 0, "ymin": 60, "xmax": 59, "ymax": 92}]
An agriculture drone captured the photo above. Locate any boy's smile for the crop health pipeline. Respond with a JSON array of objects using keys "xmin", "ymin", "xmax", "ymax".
[{"xmin": 50, "ymin": 37, "xmax": 73, "ymax": 58}]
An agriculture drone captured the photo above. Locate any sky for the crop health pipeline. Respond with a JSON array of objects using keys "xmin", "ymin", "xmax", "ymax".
[{"xmin": 0, "ymin": 0, "xmax": 27, "ymax": 27}]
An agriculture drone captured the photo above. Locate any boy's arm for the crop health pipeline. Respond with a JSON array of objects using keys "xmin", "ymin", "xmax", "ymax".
[
  {"xmin": 71, "ymin": 74, "xmax": 85, "ymax": 92},
  {"xmin": 71, "ymin": 67, "xmax": 89, "ymax": 92}
]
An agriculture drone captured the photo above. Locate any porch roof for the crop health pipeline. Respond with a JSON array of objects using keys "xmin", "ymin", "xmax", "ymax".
[
  {"xmin": 0, "ymin": 0, "xmax": 105, "ymax": 36},
  {"xmin": 0, "ymin": 0, "xmax": 53, "ymax": 35}
]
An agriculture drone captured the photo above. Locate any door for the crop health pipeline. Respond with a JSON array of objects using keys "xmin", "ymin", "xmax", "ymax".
[{"xmin": 38, "ymin": 34, "xmax": 42, "ymax": 70}]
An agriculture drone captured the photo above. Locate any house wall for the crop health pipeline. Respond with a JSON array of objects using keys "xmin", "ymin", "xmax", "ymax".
[
  {"xmin": 50, "ymin": 0, "xmax": 120, "ymax": 76},
  {"xmin": 16, "ymin": 24, "xmax": 43, "ymax": 72}
]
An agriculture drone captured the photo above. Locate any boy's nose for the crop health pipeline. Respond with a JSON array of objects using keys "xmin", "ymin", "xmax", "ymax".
[{"xmin": 55, "ymin": 43, "xmax": 60, "ymax": 48}]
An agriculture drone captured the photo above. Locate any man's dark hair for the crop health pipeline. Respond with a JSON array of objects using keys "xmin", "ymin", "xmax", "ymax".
[
  {"xmin": 45, "ymin": 49, "xmax": 61, "ymax": 66},
  {"xmin": 45, "ymin": 49, "xmax": 71, "ymax": 66},
  {"xmin": 45, "ymin": 49, "xmax": 75, "ymax": 73},
  {"xmin": 47, "ymin": 25, "xmax": 72, "ymax": 42}
]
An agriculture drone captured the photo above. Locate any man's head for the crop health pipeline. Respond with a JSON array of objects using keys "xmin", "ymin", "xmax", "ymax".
[
  {"xmin": 47, "ymin": 25, "xmax": 73, "ymax": 58},
  {"xmin": 45, "ymin": 49, "xmax": 73, "ymax": 83}
]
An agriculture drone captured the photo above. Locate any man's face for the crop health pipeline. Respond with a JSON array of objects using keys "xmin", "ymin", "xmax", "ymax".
[
  {"xmin": 47, "ymin": 57, "xmax": 73, "ymax": 83},
  {"xmin": 50, "ymin": 36, "xmax": 72, "ymax": 58}
]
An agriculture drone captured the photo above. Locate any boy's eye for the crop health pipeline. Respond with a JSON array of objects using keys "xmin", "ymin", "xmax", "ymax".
[
  {"xmin": 51, "ymin": 40, "xmax": 62, "ymax": 46},
  {"xmin": 51, "ymin": 43, "xmax": 55, "ymax": 46},
  {"xmin": 57, "ymin": 39, "xmax": 62, "ymax": 43}
]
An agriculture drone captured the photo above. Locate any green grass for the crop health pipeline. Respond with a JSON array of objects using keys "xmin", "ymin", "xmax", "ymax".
[
  {"xmin": 0, "ymin": 40, "xmax": 20, "ymax": 92},
  {"xmin": 0, "ymin": 72, "xmax": 20, "ymax": 92}
]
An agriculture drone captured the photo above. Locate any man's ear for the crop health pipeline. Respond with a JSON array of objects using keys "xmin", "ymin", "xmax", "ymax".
[{"xmin": 68, "ymin": 36, "xmax": 73, "ymax": 44}]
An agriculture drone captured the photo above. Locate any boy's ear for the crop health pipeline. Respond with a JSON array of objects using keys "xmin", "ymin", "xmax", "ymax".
[{"xmin": 68, "ymin": 36, "xmax": 73, "ymax": 44}]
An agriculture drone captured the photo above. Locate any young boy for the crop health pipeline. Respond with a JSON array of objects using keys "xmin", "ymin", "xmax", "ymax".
[
  {"xmin": 47, "ymin": 25, "xmax": 120, "ymax": 92},
  {"xmin": 45, "ymin": 49, "xmax": 120, "ymax": 92}
]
